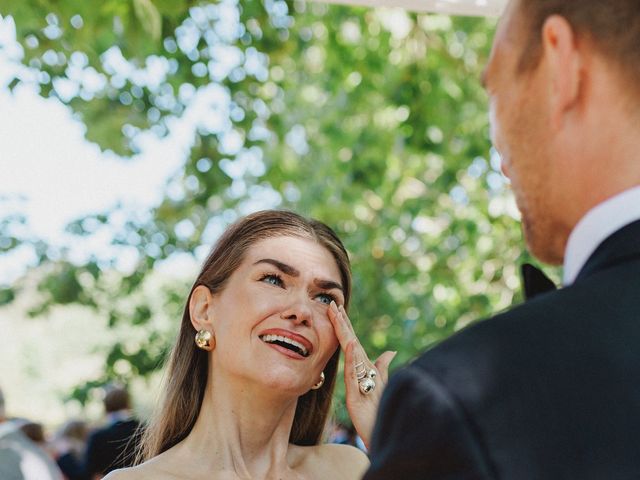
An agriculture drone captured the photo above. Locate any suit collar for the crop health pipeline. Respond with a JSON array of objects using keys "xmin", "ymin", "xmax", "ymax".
[{"xmin": 575, "ymin": 219, "xmax": 640, "ymax": 283}]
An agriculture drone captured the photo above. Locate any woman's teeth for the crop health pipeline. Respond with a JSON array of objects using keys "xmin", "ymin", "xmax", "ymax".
[{"xmin": 260, "ymin": 334, "xmax": 309, "ymax": 357}]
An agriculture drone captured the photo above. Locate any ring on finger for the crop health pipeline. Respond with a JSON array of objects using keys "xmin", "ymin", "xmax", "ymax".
[
  {"xmin": 357, "ymin": 367, "xmax": 376, "ymax": 379},
  {"xmin": 358, "ymin": 377, "xmax": 376, "ymax": 394},
  {"xmin": 356, "ymin": 366, "xmax": 377, "ymax": 395}
]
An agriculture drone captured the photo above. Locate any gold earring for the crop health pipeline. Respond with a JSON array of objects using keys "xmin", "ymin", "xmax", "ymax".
[
  {"xmin": 195, "ymin": 329, "xmax": 214, "ymax": 351},
  {"xmin": 311, "ymin": 372, "xmax": 325, "ymax": 390}
]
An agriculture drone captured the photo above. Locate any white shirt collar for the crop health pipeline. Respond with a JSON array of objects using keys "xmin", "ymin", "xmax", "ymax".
[
  {"xmin": 563, "ymin": 186, "xmax": 640, "ymax": 285},
  {"xmin": 106, "ymin": 410, "xmax": 132, "ymax": 424}
]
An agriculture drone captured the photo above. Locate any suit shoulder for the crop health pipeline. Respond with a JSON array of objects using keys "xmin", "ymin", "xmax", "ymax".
[
  {"xmin": 415, "ymin": 288, "xmax": 570, "ymax": 359},
  {"xmin": 400, "ymin": 291, "xmax": 576, "ymax": 393},
  {"xmin": 369, "ymin": 364, "xmax": 495, "ymax": 478}
]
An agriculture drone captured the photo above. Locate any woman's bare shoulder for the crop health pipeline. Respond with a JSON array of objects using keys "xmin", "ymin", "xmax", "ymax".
[
  {"xmin": 319, "ymin": 442, "xmax": 369, "ymax": 464},
  {"xmin": 103, "ymin": 466, "xmax": 144, "ymax": 480},
  {"xmin": 103, "ymin": 454, "xmax": 181, "ymax": 480},
  {"xmin": 301, "ymin": 443, "xmax": 370, "ymax": 478}
]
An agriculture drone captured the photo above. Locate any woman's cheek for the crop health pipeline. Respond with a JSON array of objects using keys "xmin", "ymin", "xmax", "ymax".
[{"xmin": 320, "ymin": 317, "xmax": 339, "ymax": 350}]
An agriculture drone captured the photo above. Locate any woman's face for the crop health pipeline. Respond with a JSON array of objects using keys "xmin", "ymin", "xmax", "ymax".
[{"xmin": 207, "ymin": 235, "xmax": 344, "ymax": 395}]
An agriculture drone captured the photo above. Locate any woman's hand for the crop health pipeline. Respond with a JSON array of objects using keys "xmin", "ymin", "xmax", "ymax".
[{"xmin": 327, "ymin": 301, "xmax": 396, "ymax": 450}]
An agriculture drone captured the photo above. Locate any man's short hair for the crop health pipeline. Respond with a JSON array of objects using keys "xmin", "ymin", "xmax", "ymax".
[
  {"xmin": 104, "ymin": 386, "xmax": 130, "ymax": 413},
  {"xmin": 516, "ymin": 0, "xmax": 640, "ymax": 95}
]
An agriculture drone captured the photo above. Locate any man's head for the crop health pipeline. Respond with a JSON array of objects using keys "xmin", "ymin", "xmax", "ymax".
[
  {"xmin": 104, "ymin": 386, "xmax": 130, "ymax": 414},
  {"xmin": 516, "ymin": 0, "xmax": 640, "ymax": 83},
  {"xmin": 483, "ymin": 0, "xmax": 640, "ymax": 264}
]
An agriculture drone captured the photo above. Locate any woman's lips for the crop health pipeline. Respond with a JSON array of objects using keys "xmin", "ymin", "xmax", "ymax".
[
  {"xmin": 258, "ymin": 328, "xmax": 314, "ymax": 358},
  {"xmin": 262, "ymin": 341, "xmax": 308, "ymax": 360}
]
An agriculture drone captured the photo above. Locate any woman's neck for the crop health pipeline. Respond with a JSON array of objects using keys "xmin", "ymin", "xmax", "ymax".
[{"xmin": 177, "ymin": 372, "xmax": 302, "ymax": 479}]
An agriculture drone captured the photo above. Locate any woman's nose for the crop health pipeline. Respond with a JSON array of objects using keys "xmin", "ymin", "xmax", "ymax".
[{"xmin": 280, "ymin": 298, "xmax": 312, "ymax": 327}]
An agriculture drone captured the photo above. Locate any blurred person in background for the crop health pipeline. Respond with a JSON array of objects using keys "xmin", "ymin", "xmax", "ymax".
[
  {"xmin": 18, "ymin": 422, "xmax": 45, "ymax": 445},
  {"xmin": 17, "ymin": 420, "xmax": 60, "ymax": 460},
  {"xmin": 328, "ymin": 421, "xmax": 366, "ymax": 452},
  {"xmin": 0, "ymin": 385, "xmax": 63, "ymax": 480},
  {"xmin": 54, "ymin": 420, "xmax": 90, "ymax": 480},
  {"xmin": 84, "ymin": 385, "xmax": 142, "ymax": 478}
]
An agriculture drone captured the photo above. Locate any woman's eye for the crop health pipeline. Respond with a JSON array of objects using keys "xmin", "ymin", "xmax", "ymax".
[
  {"xmin": 261, "ymin": 274, "xmax": 283, "ymax": 287},
  {"xmin": 316, "ymin": 293, "xmax": 335, "ymax": 305}
]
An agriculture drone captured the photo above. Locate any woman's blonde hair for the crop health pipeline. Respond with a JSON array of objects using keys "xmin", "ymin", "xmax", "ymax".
[{"xmin": 138, "ymin": 210, "xmax": 351, "ymax": 460}]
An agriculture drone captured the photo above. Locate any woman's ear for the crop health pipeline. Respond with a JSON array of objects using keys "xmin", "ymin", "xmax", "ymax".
[{"xmin": 189, "ymin": 285, "xmax": 216, "ymax": 332}]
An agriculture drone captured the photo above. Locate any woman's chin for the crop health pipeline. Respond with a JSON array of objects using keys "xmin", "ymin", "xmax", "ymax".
[{"xmin": 257, "ymin": 368, "xmax": 313, "ymax": 397}]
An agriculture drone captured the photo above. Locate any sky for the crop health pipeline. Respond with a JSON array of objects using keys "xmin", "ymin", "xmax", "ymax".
[
  {"xmin": 0, "ymin": 15, "xmax": 215, "ymax": 283},
  {"xmin": 0, "ymin": 84, "xmax": 183, "ymax": 237}
]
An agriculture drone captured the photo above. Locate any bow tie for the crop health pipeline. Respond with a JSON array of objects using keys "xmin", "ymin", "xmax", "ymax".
[{"xmin": 521, "ymin": 263, "xmax": 557, "ymax": 300}]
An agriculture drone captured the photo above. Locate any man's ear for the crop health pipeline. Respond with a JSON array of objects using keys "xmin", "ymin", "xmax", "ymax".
[
  {"xmin": 542, "ymin": 15, "xmax": 583, "ymax": 127},
  {"xmin": 189, "ymin": 285, "xmax": 216, "ymax": 331}
]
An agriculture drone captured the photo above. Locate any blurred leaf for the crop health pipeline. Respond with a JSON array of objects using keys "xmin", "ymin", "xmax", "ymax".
[
  {"xmin": 0, "ymin": 287, "xmax": 16, "ymax": 306},
  {"xmin": 133, "ymin": 0, "xmax": 162, "ymax": 41}
]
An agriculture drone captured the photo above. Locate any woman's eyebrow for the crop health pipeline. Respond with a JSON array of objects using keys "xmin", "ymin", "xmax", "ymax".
[
  {"xmin": 315, "ymin": 279, "xmax": 344, "ymax": 293},
  {"xmin": 253, "ymin": 258, "xmax": 299, "ymax": 276},
  {"xmin": 253, "ymin": 259, "xmax": 343, "ymax": 292}
]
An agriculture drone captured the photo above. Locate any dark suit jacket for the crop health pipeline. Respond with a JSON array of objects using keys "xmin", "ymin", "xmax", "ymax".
[
  {"xmin": 365, "ymin": 220, "xmax": 640, "ymax": 480},
  {"xmin": 85, "ymin": 418, "xmax": 141, "ymax": 476}
]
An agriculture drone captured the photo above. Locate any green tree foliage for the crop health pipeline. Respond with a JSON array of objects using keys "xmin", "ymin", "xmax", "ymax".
[{"xmin": 0, "ymin": 0, "xmax": 539, "ymax": 413}]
